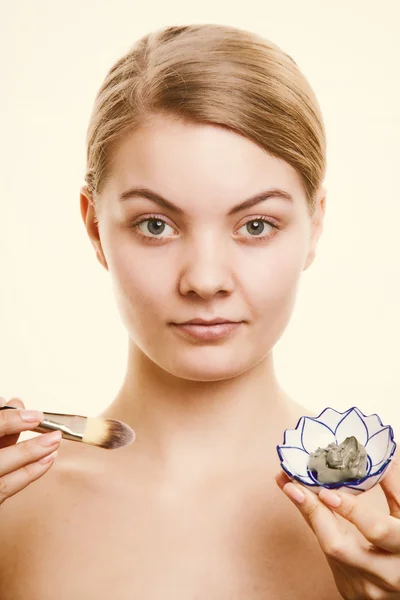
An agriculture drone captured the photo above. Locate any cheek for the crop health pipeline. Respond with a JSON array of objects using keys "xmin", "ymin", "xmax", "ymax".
[
  {"xmin": 104, "ymin": 224, "xmax": 308, "ymax": 322},
  {"xmin": 242, "ymin": 236, "xmax": 307, "ymax": 315},
  {"xmin": 106, "ymin": 242, "xmax": 172, "ymax": 318}
]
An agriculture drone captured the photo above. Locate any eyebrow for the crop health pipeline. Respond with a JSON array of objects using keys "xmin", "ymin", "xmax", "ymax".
[{"xmin": 119, "ymin": 186, "xmax": 293, "ymax": 216}]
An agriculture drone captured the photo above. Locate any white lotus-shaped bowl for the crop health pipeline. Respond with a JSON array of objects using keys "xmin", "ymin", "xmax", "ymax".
[{"xmin": 277, "ymin": 406, "xmax": 396, "ymax": 495}]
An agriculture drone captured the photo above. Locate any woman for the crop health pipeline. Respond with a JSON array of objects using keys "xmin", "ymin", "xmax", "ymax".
[{"xmin": 0, "ymin": 23, "xmax": 399, "ymax": 599}]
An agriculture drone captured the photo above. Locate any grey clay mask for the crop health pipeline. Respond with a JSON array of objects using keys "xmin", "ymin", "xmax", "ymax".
[{"xmin": 307, "ymin": 435, "xmax": 368, "ymax": 484}]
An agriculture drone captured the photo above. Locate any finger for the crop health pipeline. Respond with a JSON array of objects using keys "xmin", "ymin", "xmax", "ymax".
[
  {"xmin": 2, "ymin": 397, "xmax": 26, "ymax": 446},
  {"xmin": 379, "ymin": 451, "xmax": 400, "ymax": 519},
  {"xmin": 0, "ymin": 407, "xmax": 45, "ymax": 449},
  {"xmin": 6, "ymin": 397, "xmax": 26, "ymax": 409},
  {"xmin": 318, "ymin": 487, "xmax": 400, "ymax": 553},
  {"xmin": 0, "ymin": 447, "xmax": 58, "ymax": 505},
  {"xmin": 277, "ymin": 477, "xmax": 366, "ymax": 567},
  {"xmin": 275, "ymin": 470, "xmax": 291, "ymax": 489},
  {"xmin": 0, "ymin": 430, "xmax": 62, "ymax": 477}
]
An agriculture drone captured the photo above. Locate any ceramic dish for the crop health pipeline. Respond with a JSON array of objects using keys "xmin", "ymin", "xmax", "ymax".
[{"xmin": 276, "ymin": 406, "xmax": 396, "ymax": 495}]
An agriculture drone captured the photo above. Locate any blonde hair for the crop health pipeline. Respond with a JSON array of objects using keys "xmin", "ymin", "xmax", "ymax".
[{"xmin": 84, "ymin": 24, "xmax": 326, "ymax": 216}]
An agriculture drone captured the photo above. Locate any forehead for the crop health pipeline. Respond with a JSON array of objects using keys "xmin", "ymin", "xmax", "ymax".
[{"xmin": 106, "ymin": 115, "xmax": 306, "ymax": 208}]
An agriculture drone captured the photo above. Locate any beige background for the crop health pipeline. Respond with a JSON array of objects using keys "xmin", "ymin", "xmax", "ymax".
[{"xmin": 0, "ymin": 1, "xmax": 399, "ymax": 440}]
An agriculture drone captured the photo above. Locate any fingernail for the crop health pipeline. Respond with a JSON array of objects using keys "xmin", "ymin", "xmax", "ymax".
[
  {"xmin": 0, "ymin": 397, "xmax": 6, "ymax": 407},
  {"xmin": 320, "ymin": 490, "xmax": 342, "ymax": 507},
  {"xmin": 20, "ymin": 410, "xmax": 45, "ymax": 422},
  {"xmin": 39, "ymin": 430, "xmax": 62, "ymax": 446},
  {"xmin": 38, "ymin": 450, "xmax": 58, "ymax": 464},
  {"xmin": 283, "ymin": 483, "xmax": 305, "ymax": 504}
]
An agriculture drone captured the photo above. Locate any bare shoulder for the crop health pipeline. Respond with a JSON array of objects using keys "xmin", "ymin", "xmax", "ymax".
[
  {"xmin": 0, "ymin": 435, "xmax": 348, "ymax": 600},
  {"xmin": 0, "ymin": 440, "xmax": 103, "ymax": 563}
]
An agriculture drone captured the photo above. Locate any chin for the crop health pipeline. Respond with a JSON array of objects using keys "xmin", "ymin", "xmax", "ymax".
[{"xmin": 158, "ymin": 350, "xmax": 260, "ymax": 382}]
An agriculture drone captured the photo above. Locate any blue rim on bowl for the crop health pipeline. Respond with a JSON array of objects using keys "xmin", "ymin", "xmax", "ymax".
[{"xmin": 276, "ymin": 406, "xmax": 396, "ymax": 494}]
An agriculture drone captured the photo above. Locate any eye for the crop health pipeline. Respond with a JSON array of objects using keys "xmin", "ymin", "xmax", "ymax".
[
  {"xmin": 130, "ymin": 214, "xmax": 279, "ymax": 243},
  {"xmin": 236, "ymin": 217, "xmax": 278, "ymax": 240},
  {"xmin": 132, "ymin": 216, "xmax": 176, "ymax": 242}
]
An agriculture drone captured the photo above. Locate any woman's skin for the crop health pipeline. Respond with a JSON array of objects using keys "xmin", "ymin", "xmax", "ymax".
[
  {"xmin": 86, "ymin": 114, "xmax": 326, "ymax": 477},
  {"xmin": 1, "ymin": 114, "xmax": 377, "ymax": 598}
]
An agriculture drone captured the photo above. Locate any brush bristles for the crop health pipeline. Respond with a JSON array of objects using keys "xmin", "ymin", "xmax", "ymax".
[{"xmin": 82, "ymin": 418, "xmax": 135, "ymax": 449}]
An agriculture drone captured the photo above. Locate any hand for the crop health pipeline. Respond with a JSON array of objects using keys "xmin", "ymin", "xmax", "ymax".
[
  {"xmin": 0, "ymin": 396, "xmax": 62, "ymax": 506},
  {"xmin": 275, "ymin": 451, "xmax": 400, "ymax": 600}
]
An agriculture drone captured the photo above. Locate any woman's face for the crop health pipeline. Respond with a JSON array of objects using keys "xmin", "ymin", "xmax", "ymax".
[{"xmin": 81, "ymin": 115, "xmax": 325, "ymax": 381}]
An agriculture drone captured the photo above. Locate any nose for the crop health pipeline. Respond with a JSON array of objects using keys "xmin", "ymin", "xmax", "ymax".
[{"xmin": 178, "ymin": 238, "xmax": 235, "ymax": 299}]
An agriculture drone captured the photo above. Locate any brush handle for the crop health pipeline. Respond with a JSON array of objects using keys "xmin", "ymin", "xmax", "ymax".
[{"xmin": 0, "ymin": 405, "xmax": 84, "ymax": 441}]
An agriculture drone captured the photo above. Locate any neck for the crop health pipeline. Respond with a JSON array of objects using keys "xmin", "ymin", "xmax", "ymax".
[{"xmin": 100, "ymin": 342, "xmax": 307, "ymax": 479}]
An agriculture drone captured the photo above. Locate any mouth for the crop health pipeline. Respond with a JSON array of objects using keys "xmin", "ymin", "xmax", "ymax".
[
  {"xmin": 170, "ymin": 321, "xmax": 243, "ymax": 341},
  {"xmin": 173, "ymin": 317, "xmax": 240, "ymax": 326}
]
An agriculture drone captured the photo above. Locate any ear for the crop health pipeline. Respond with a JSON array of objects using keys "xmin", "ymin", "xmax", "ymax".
[
  {"xmin": 303, "ymin": 185, "xmax": 327, "ymax": 271},
  {"xmin": 80, "ymin": 186, "xmax": 109, "ymax": 271}
]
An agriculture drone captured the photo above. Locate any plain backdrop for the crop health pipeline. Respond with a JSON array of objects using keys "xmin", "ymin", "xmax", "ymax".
[{"xmin": 0, "ymin": 0, "xmax": 399, "ymax": 443}]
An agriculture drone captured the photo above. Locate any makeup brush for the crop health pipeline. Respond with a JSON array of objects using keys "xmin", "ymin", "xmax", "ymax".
[{"xmin": 0, "ymin": 406, "xmax": 136, "ymax": 449}]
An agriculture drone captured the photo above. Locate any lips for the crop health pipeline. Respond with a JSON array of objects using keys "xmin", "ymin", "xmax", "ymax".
[
  {"xmin": 175, "ymin": 318, "xmax": 238, "ymax": 326},
  {"xmin": 171, "ymin": 321, "xmax": 242, "ymax": 340}
]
